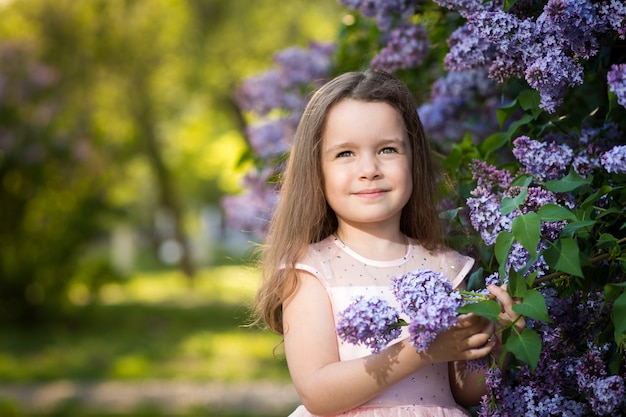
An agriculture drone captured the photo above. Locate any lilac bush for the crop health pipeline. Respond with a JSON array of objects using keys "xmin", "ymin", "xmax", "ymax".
[{"xmin": 228, "ymin": 0, "xmax": 626, "ymax": 413}]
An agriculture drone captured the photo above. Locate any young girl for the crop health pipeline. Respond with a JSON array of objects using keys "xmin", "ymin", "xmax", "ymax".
[{"xmin": 255, "ymin": 69, "xmax": 523, "ymax": 416}]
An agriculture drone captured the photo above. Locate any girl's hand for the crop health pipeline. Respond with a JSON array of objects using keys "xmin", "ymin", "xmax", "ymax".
[
  {"xmin": 487, "ymin": 284, "xmax": 526, "ymax": 334},
  {"xmin": 487, "ymin": 284, "xmax": 526, "ymax": 360},
  {"xmin": 422, "ymin": 313, "xmax": 495, "ymax": 363}
]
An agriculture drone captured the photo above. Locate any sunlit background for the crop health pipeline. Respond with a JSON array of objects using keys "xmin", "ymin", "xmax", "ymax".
[{"xmin": 0, "ymin": 0, "xmax": 345, "ymax": 415}]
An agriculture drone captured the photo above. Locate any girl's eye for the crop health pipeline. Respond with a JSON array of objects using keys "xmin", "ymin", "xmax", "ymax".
[
  {"xmin": 380, "ymin": 147, "xmax": 397, "ymax": 154},
  {"xmin": 337, "ymin": 150, "xmax": 353, "ymax": 158}
]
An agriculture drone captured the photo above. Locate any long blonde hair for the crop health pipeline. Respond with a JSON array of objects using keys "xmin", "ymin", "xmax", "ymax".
[{"xmin": 255, "ymin": 69, "xmax": 444, "ymax": 335}]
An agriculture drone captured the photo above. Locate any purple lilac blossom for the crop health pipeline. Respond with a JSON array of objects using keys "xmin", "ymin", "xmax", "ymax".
[
  {"xmin": 512, "ymin": 136, "xmax": 574, "ymax": 180},
  {"xmin": 390, "ymin": 269, "xmax": 462, "ymax": 352},
  {"xmin": 598, "ymin": 0, "xmax": 626, "ymax": 40},
  {"xmin": 444, "ymin": 26, "xmax": 498, "ymax": 72},
  {"xmin": 235, "ymin": 70, "xmax": 286, "ymax": 116},
  {"xmin": 467, "ymin": 187, "xmax": 512, "ymax": 246},
  {"xmin": 607, "ymin": 63, "xmax": 626, "ymax": 108},
  {"xmin": 221, "ymin": 169, "xmax": 278, "ymax": 239},
  {"xmin": 524, "ymin": 49, "xmax": 584, "ymax": 113},
  {"xmin": 441, "ymin": 0, "xmax": 626, "ymax": 112},
  {"xmin": 601, "ymin": 145, "xmax": 626, "ymax": 174},
  {"xmin": 470, "ymin": 160, "xmax": 512, "ymax": 190},
  {"xmin": 432, "ymin": 0, "xmax": 495, "ymax": 18},
  {"xmin": 371, "ymin": 23, "xmax": 429, "ymax": 73},
  {"xmin": 274, "ymin": 42, "xmax": 335, "ymax": 89},
  {"xmin": 418, "ymin": 70, "xmax": 500, "ymax": 143},
  {"xmin": 246, "ymin": 115, "xmax": 299, "ymax": 158},
  {"xmin": 338, "ymin": 0, "xmax": 418, "ymax": 30},
  {"xmin": 466, "ymin": 161, "xmax": 513, "ymax": 246},
  {"xmin": 336, "ymin": 296, "xmax": 402, "ymax": 353},
  {"xmin": 589, "ymin": 376, "xmax": 626, "ymax": 415},
  {"xmin": 543, "ymin": 0, "xmax": 602, "ymax": 60}
]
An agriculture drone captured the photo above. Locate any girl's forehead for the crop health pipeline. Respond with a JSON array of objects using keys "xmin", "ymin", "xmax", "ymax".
[{"xmin": 322, "ymin": 100, "xmax": 407, "ymax": 140}]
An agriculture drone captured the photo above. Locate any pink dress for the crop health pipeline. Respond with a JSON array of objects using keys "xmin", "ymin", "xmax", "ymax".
[{"xmin": 288, "ymin": 235, "xmax": 475, "ymax": 417}]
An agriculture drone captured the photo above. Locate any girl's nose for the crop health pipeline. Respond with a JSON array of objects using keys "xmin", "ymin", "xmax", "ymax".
[{"xmin": 359, "ymin": 154, "xmax": 381, "ymax": 180}]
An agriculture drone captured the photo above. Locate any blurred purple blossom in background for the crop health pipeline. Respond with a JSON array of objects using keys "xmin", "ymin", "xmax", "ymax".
[
  {"xmin": 224, "ymin": 42, "xmax": 335, "ymax": 238},
  {"xmin": 220, "ymin": 168, "xmax": 279, "ymax": 239},
  {"xmin": 371, "ymin": 23, "xmax": 429, "ymax": 73}
]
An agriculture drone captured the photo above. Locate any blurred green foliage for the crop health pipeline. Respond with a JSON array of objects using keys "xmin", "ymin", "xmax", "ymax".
[{"xmin": 0, "ymin": 0, "xmax": 343, "ymax": 324}]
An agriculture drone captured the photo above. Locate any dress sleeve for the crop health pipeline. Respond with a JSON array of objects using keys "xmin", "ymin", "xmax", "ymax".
[{"xmin": 293, "ymin": 244, "xmax": 334, "ymax": 289}]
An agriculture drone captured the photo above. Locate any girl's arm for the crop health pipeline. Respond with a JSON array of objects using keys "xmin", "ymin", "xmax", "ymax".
[{"xmin": 283, "ymin": 272, "xmax": 494, "ymax": 416}]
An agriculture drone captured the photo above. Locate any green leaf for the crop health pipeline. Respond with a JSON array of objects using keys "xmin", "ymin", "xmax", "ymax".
[
  {"xmin": 510, "ymin": 175, "xmax": 533, "ymax": 188},
  {"xmin": 560, "ymin": 220, "xmax": 596, "ymax": 237},
  {"xmin": 457, "ymin": 300, "xmax": 502, "ymax": 323},
  {"xmin": 612, "ymin": 289, "xmax": 626, "ymax": 343},
  {"xmin": 581, "ymin": 185, "xmax": 614, "ymax": 210},
  {"xmin": 502, "ymin": 188, "xmax": 527, "ymax": 215},
  {"xmin": 543, "ymin": 237, "xmax": 583, "ymax": 277},
  {"xmin": 506, "ymin": 114, "xmax": 535, "ymax": 137},
  {"xmin": 518, "ymin": 89, "xmax": 542, "ymax": 118},
  {"xmin": 511, "ymin": 212, "xmax": 540, "ymax": 259},
  {"xmin": 503, "ymin": 0, "xmax": 519, "ymax": 12},
  {"xmin": 505, "ymin": 328, "xmax": 542, "ymax": 372},
  {"xmin": 507, "ymin": 270, "xmax": 527, "ymax": 299},
  {"xmin": 495, "ymin": 231, "xmax": 514, "ymax": 278},
  {"xmin": 479, "ymin": 132, "xmax": 509, "ymax": 156},
  {"xmin": 512, "ymin": 289, "xmax": 553, "ymax": 323},
  {"xmin": 597, "ymin": 233, "xmax": 619, "ymax": 250},
  {"xmin": 443, "ymin": 146, "xmax": 463, "ymax": 170},
  {"xmin": 545, "ymin": 170, "xmax": 590, "ymax": 193},
  {"xmin": 496, "ymin": 99, "xmax": 519, "ymax": 128},
  {"xmin": 537, "ymin": 204, "xmax": 578, "ymax": 222}
]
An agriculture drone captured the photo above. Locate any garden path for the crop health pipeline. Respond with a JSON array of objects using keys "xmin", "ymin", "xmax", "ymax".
[{"xmin": 0, "ymin": 380, "xmax": 299, "ymax": 415}]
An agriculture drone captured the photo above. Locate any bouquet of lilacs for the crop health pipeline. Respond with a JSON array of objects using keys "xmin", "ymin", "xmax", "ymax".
[{"xmin": 336, "ymin": 269, "xmax": 504, "ymax": 355}]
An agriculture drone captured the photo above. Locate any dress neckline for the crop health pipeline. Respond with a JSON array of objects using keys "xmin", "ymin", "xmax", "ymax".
[{"xmin": 331, "ymin": 235, "xmax": 412, "ymax": 268}]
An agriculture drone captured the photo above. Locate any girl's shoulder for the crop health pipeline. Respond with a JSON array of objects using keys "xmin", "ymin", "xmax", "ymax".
[{"xmin": 293, "ymin": 235, "xmax": 340, "ymax": 285}]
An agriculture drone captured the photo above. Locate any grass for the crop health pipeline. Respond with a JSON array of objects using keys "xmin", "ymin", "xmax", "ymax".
[
  {"xmin": 0, "ymin": 265, "xmax": 293, "ymax": 416},
  {"xmin": 0, "ymin": 265, "xmax": 289, "ymax": 383}
]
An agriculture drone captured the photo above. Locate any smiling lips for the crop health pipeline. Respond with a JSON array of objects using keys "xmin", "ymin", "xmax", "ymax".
[{"xmin": 353, "ymin": 188, "xmax": 388, "ymax": 197}]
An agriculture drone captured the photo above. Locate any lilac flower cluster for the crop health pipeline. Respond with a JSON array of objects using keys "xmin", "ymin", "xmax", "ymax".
[
  {"xmin": 442, "ymin": 0, "xmax": 626, "ymax": 112},
  {"xmin": 336, "ymin": 269, "xmax": 468, "ymax": 354},
  {"xmin": 512, "ymin": 136, "xmax": 574, "ymax": 181},
  {"xmin": 339, "ymin": 0, "xmax": 430, "ymax": 74},
  {"xmin": 336, "ymin": 295, "xmax": 403, "ymax": 353},
  {"xmin": 220, "ymin": 169, "xmax": 279, "ymax": 239},
  {"xmin": 601, "ymin": 145, "xmax": 626, "ymax": 174},
  {"xmin": 467, "ymin": 161, "xmax": 513, "ymax": 246},
  {"xmin": 371, "ymin": 23, "xmax": 429, "ymax": 73},
  {"xmin": 338, "ymin": 0, "xmax": 418, "ymax": 30},
  {"xmin": 479, "ymin": 289, "xmax": 626, "ymax": 416},
  {"xmin": 234, "ymin": 42, "xmax": 335, "ymax": 158},
  {"xmin": 417, "ymin": 69, "xmax": 500, "ymax": 144},
  {"xmin": 391, "ymin": 269, "xmax": 462, "ymax": 351},
  {"xmin": 607, "ymin": 63, "xmax": 626, "ymax": 108}
]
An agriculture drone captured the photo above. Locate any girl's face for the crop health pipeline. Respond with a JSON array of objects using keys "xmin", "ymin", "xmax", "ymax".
[{"xmin": 321, "ymin": 99, "xmax": 412, "ymax": 231}]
